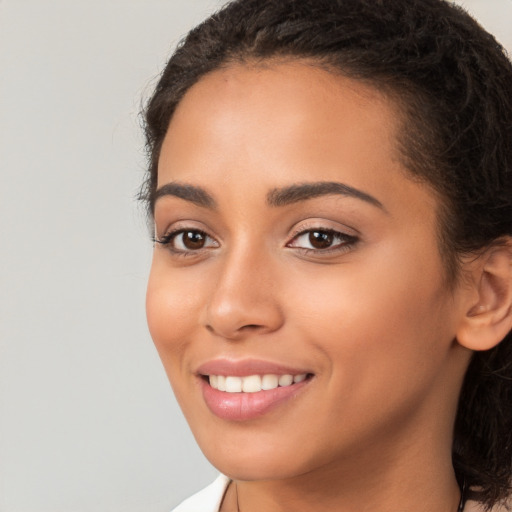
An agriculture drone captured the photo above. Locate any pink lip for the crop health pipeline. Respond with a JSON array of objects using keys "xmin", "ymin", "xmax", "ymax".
[
  {"xmin": 200, "ymin": 378, "xmax": 311, "ymax": 421},
  {"xmin": 196, "ymin": 358, "xmax": 313, "ymax": 422},
  {"xmin": 196, "ymin": 358, "xmax": 310, "ymax": 377}
]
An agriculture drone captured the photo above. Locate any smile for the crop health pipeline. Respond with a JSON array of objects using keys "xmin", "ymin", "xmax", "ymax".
[
  {"xmin": 197, "ymin": 360, "xmax": 314, "ymax": 421},
  {"xmin": 208, "ymin": 373, "xmax": 308, "ymax": 393}
]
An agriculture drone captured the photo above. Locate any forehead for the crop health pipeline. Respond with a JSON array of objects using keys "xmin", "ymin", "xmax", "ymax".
[{"xmin": 159, "ymin": 61, "xmax": 404, "ymax": 187}]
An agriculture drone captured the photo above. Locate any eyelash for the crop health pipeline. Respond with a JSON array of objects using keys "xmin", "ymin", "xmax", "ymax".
[
  {"xmin": 154, "ymin": 227, "xmax": 359, "ymax": 257},
  {"xmin": 153, "ymin": 228, "xmax": 218, "ymax": 256},
  {"xmin": 286, "ymin": 228, "xmax": 359, "ymax": 255}
]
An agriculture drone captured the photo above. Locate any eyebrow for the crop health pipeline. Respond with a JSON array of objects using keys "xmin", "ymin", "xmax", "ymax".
[
  {"xmin": 153, "ymin": 182, "xmax": 217, "ymax": 209},
  {"xmin": 152, "ymin": 180, "xmax": 384, "ymax": 212},
  {"xmin": 266, "ymin": 181, "xmax": 385, "ymax": 210}
]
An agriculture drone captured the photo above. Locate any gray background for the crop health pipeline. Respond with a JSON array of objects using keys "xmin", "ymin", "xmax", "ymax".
[{"xmin": 0, "ymin": 1, "xmax": 510, "ymax": 511}]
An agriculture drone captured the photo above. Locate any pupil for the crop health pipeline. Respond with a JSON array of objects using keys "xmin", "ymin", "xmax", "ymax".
[
  {"xmin": 309, "ymin": 231, "xmax": 333, "ymax": 249},
  {"xmin": 184, "ymin": 231, "xmax": 205, "ymax": 249}
]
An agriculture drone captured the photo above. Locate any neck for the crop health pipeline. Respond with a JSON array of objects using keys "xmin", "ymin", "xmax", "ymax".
[{"xmin": 230, "ymin": 458, "xmax": 460, "ymax": 512}]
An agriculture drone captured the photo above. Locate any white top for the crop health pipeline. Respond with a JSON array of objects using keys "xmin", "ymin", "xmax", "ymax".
[
  {"xmin": 171, "ymin": 475, "xmax": 503, "ymax": 512},
  {"xmin": 171, "ymin": 475, "xmax": 230, "ymax": 512}
]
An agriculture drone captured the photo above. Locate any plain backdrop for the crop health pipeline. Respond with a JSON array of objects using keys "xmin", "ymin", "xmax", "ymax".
[{"xmin": 0, "ymin": 1, "xmax": 511, "ymax": 511}]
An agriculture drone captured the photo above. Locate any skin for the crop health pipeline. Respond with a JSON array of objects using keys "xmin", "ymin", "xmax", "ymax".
[{"xmin": 146, "ymin": 62, "xmax": 477, "ymax": 512}]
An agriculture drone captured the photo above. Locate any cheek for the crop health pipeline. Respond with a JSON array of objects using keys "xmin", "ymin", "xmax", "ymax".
[
  {"xmin": 290, "ymin": 242, "xmax": 454, "ymax": 387},
  {"xmin": 146, "ymin": 260, "xmax": 202, "ymax": 367},
  {"xmin": 282, "ymin": 265, "xmax": 453, "ymax": 447}
]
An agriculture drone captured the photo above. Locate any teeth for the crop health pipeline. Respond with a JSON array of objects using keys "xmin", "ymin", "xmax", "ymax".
[
  {"xmin": 225, "ymin": 376, "xmax": 242, "ymax": 393},
  {"xmin": 208, "ymin": 373, "xmax": 308, "ymax": 393},
  {"xmin": 242, "ymin": 375, "xmax": 261, "ymax": 392},
  {"xmin": 261, "ymin": 374, "xmax": 279, "ymax": 390},
  {"xmin": 278, "ymin": 374, "xmax": 293, "ymax": 387}
]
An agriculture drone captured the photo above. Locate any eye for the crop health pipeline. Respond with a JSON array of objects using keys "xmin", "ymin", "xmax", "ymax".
[
  {"xmin": 287, "ymin": 228, "xmax": 358, "ymax": 252},
  {"xmin": 155, "ymin": 229, "xmax": 219, "ymax": 253}
]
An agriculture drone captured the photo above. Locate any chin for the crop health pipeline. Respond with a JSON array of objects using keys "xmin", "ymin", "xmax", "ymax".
[
  {"xmin": 210, "ymin": 454, "xmax": 309, "ymax": 482},
  {"xmin": 194, "ymin": 427, "xmax": 327, "ymax": 482}
]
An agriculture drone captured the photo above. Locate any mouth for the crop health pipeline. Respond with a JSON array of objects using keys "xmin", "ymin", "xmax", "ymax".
[{"xmin": 196, "ymin": 360, "xmax": 314, "ymax": 421}]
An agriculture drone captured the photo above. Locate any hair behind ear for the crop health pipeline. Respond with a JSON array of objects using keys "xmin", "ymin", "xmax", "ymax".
[{"xmin": 453, "ymin": 331, "xmax": 512, "ymax": 504}]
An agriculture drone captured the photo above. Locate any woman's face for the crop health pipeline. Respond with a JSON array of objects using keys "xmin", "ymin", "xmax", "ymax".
[{"xmin": 147, "ymin": 62, "xmax": 470, "ymax": 481}]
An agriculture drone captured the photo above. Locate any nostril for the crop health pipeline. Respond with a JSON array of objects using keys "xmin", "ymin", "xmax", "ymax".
[{"xmin": 204, "ymin": 322, "xmax": 265, "ymax": 338}]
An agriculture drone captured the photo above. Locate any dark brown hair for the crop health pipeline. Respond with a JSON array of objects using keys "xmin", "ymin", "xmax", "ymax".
[{"xmin": 142, "ymin": 0, "xmax": 512, "ymax": 507}]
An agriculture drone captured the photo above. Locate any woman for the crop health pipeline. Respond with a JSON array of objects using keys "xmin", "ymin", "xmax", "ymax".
[{"xmin": 141, "ymin": 0, "xmax": 512, "ymax": 510}]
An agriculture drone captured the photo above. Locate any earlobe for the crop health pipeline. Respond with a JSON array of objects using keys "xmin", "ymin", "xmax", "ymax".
[{"xmin": 456, "ymin": 240, "xmax": 512, "ymax": 352}]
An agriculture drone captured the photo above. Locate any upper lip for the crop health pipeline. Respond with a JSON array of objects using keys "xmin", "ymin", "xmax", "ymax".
[{"xmin": 196, "ymin": 358, "xmax": 312, "ymax": 377}]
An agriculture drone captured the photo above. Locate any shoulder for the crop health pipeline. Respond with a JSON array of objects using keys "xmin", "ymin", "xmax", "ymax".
[{"xmin": 171, "ymin": 475, "xmax": 231, "ymax": 512}]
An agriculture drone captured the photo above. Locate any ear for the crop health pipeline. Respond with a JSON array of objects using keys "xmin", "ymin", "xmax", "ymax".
[{"xmin": 456, "ymin": 240, "xmax": 512, "ymax": 351}]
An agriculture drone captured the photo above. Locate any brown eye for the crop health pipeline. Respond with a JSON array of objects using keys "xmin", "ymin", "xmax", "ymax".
[
  {"xmin": 287, "ymin": 228, "xmax": 358, "ymax": 254},
  {"xmin": 181, "ymin": 231, "xmax": 207, "ymax": 250},
  {"xmin": 309, "ymin": 230, "xmax": 334, "ymax": 249},
  {"xmin": 155, "ymin": 228, "xmax": 219, "ymax": 253}
]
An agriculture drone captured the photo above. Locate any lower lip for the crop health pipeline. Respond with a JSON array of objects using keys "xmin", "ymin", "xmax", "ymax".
[{"xmin": 200, "ymin": 377, "xmax": 311, "ymax": 421}]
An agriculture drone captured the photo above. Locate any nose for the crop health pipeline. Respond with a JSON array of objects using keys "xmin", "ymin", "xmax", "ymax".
[{"xmin": 203, "ymin": 246, "xmax": 285, "ymax": 340}]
